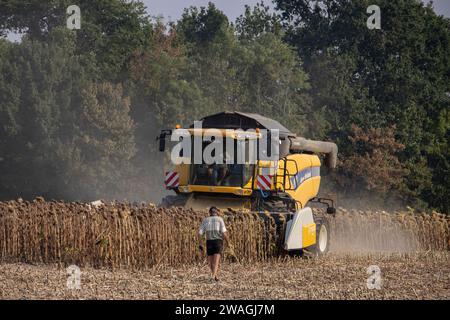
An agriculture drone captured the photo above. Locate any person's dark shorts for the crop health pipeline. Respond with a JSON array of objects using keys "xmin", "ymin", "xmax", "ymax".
[{"xmin": 206, "ymin": 239, "xmax": 223, "ymax": 256}]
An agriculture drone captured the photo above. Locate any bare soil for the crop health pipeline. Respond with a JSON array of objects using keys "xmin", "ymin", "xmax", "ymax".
[{"xmin": 1, "ymin": 252, "xmax": 448, "ymax": 300}]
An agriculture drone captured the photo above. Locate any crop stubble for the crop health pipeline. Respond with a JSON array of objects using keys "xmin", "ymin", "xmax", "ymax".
[{"xmin": 0, "ymin": 252, "xmax": 448, "ymax": 299}]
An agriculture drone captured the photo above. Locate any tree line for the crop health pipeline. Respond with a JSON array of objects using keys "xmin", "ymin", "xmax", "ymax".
[{"xmin": 0, "ymin": 0, "xmax": 448, "ymax": 213}]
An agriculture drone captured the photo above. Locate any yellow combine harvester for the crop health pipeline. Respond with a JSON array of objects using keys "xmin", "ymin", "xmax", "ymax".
[{"xmin": 158, "ymin": 111, "xmax": 338, "ymax": 255}]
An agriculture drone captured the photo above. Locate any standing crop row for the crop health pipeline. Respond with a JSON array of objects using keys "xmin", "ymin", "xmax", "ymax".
[{"xmin": 0, "ymin": 200, "xmax": 448, "ymax": 269}]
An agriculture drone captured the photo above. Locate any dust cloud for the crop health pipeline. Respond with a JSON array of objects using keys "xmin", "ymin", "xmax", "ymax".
[{"xmin": 327, "ymin": 208, "xmax": 424, "ymax": 254}]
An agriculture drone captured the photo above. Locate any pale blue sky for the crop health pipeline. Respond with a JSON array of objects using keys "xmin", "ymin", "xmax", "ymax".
[{"xmin": 143, "ymin": 0, "xmax": 266, "ymax": 21}]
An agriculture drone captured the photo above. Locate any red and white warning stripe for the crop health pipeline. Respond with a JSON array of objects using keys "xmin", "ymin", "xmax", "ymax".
[
  {"xmin": 165, "ymin": 171, "xmax": 180, "ymax": 189},
  {"xmin": 256, "ymin": 175, "xmax": 272, "ymax": 191}
]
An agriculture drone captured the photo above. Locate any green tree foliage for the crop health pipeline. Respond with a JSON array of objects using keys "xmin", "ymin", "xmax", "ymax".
[
  {"xmin": 75, "ymin": 82, "xmax": 136, "ymax": 198},
  {"xmin": 235, "ymin": 2, "xmax": 282, "ymax": 40},
  {"xmin": 129, "ymin": 22, "xmax": 205, "ymax": 127},
  {"xmin": 126, "ymin": 22, "xmax": 207, "ymax": 200},
  {"xmin": 0, "ymin": 0, "xmax": 152, "ymax": 80},
  {"xmin": 0, "ymin": 0, "xmax": 63, "ymax": 38},
  {"xmin": 333, "ymin": 125, "xmax": 407, "ymax": 196},
  {"xmin": 177, "ymin": 3, "xmax": 239, "ymax": 117},
  {"xmin": 275, "ymin": 0, "xmax": 450, "ymax": 212},
  {"xmin": 177, "ymin": 3, "xmax": 314, "ymax": 134},
  {"xmin": 0, "ymin": 29, "xmax": 135, "ymax": 200}
]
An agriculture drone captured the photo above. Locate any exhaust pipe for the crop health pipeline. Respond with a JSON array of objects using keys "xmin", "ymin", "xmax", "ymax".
[{"xmin": 289, "ymin": 137, "xmax": 338, "ymax": 169}]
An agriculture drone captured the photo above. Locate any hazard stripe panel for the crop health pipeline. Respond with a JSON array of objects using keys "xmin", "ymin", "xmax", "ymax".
[
  {"xmin": 257, "ymin": 175, "xmax": 272, "ymax": 191},
  {"xmin": 165, "ymin": 171, "xmax": 180, "ymax": 189}
]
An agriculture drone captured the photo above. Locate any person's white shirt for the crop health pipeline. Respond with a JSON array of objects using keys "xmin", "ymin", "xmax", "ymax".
[{"xmin": 199, "ymin": 215, "xmax": 227, "ymax": 241}]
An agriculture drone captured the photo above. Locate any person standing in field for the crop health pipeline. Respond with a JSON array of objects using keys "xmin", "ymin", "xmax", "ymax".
[{"xmin": 198, "ymin": 206, "xmax": 229, "ymax": 282}]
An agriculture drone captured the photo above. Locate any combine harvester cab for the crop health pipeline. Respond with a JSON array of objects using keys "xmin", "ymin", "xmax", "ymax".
[{"xmin": 157, "ymin": 111, "xmax": 337, "ymax": 256}]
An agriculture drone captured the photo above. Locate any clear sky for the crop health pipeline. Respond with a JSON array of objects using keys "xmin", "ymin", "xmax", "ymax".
[
  {"xmin": 143, "ymin": 0, "xmax": 265, "ymax": 21},
  {"xmin": 142, "ymin": 0, "xmax": 450, "ymax": 22}
]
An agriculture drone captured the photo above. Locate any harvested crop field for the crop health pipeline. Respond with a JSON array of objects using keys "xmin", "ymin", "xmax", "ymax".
[{"xmin": 0, "ymin": 253, "xmax": 448, "ymax": 299}]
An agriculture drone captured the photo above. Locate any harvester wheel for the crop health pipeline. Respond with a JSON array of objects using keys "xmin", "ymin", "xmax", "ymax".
[{"xmin": 305, "ymin": 216, "xmax": 330, "ymax": 257}]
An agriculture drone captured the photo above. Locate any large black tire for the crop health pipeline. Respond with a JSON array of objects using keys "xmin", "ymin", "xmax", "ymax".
[{"xmin": 304, "ymin": 215, "xmax": 331, "ymax": 257}]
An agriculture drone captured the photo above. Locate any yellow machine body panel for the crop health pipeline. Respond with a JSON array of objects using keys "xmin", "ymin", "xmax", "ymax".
[
  {"xmin": 277, "ymin": 153, "xmax": 321, "ymax": 209},
  {"xmin": 184, "ymin": 194, "xmax": 252, "ymax": 211},
  {"xmin": 175, "ymin": 164, "xmax": 190, "ymax": 185},
  {"xmin": 179, "ymin": 184, "xmax": 253, "ymax": 196},
  {"xmin": 302, "ymin": 223, "xmax": 316, "ymax": 248}
]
